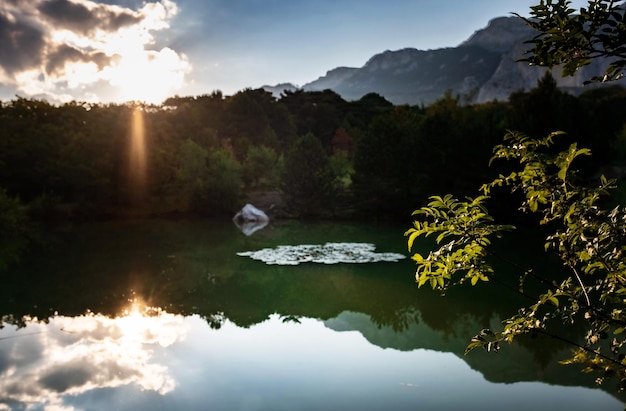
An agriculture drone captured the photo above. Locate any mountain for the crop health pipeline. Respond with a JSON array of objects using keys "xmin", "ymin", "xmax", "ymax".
[
  {"xmin": 304, "ymin": 66, "xmax": 358, "ymax": 91},
  {"xmin": 268, "ymin": 16, "xmax": 624, "ymax": 105},
  {"xmin": 304, "ymin": 45, "xmax": 503, "ymax": 105}
]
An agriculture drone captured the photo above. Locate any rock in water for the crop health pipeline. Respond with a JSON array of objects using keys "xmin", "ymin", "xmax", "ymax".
[{"xmin": 233, "ymin": 203, "xmax": 269, "ymax": 236}]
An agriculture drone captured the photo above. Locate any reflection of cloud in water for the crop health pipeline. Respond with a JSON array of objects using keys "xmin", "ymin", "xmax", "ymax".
[
  {"xmin": 237, "ymin": 242, "xmax": 406, "ymax": 265},
  {"xmin": 0, "ymin": 307, "xmax": 187, "ymax": 410}
]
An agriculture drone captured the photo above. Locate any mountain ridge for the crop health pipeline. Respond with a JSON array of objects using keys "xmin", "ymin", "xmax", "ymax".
[{"xmin": 264, "ymin": 15, "xmax": 624, "ymax": 104}]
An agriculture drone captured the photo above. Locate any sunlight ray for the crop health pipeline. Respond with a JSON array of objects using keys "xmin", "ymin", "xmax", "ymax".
[{"xmin": 129, "ymin": 106, "xmax": 147, "ymax": 204}]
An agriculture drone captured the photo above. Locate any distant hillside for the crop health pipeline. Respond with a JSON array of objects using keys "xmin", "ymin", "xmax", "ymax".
[{"xmin": 265, "ymin": 16, "xmax": 625, "ymax": 105}]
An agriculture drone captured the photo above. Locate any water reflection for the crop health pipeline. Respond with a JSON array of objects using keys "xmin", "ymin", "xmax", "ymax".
[
  {"xmin": 0, "ymin": 220, "xmax": 624, "ymax": 409},
  {"xmin": 0, "ymin": 303, "xmax": 185, "ymax": 410},
  {"xmin": 0, "ymin": 309, "xmax": 622, "ymax": 411},
  {"xmin": 233, "ymin": 218, "xmax": 268, "ymax": 236}
]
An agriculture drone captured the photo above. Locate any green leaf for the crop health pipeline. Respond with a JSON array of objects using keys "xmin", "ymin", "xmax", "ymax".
[
  {"xmin": 417, "ymin": 273, "xmax": 429, "ymax": 288},
  {"xmin": 411, "ymin": 253, "xmax": 424, "ymax": 263},
  {"xmin": 437, "ymin": 276, "xmax": 445, "ymax": 288},
  {"xmin": 436, "ymin": 232, "xmax": 447, "ymax": 244},
  {"xmin": 406, "ymin": 230, "xmax": 420, "ymax": 251}
]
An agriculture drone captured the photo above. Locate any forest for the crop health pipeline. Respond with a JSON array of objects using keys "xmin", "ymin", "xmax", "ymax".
[{"xmin": 1, "ymin": 72, "xmax": 626, "ymax": 228}]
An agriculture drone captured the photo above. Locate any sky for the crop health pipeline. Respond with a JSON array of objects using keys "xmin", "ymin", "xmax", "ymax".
[{"xmin": 0, "ymin": 0, "xmax": 590, "ymax": 104}]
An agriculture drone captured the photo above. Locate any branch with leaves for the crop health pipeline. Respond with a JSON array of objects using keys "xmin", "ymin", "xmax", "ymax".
[
  {"xmin": 516, "ymin": 0, "xmax": 626, "ymax": 83},
  {"xmin": 406, "ymin": 131, "xmax": 626, "ymax": 391}
]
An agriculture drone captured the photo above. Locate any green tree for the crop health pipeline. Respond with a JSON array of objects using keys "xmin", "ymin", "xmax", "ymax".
[
  {"xmin": 176, "ymin": 138, "xmax": 210, "ymax": 212},
  {"xmin": 352, "ymin": 106, "xmax": 424, "ymax": 216},
  {"xmin": 205, "ymin": 148, "xmax": 242, "ymax": 215},
  {"xmin": 281, "ymin": 133, "xmax": 333, "ymax": 217},
  {"xmin": 242, "ymin": 145, "xmax": 279, "ymax": 189},
  {"xmin": 508, "ymin": 71, "xmax": 582, "ymax": 138},
  {"xmin": 279, "ymin": 89, "xmax": 348, "ymax": 149},
  {"xmin": 328, "ymin": 150, "xmax": 354, "ymax": 191},
  {"xmin": 406, "ymin": 0, "xmax": 626, "ymax": 393}
]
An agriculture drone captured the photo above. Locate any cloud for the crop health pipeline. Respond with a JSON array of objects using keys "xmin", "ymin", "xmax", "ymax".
[
  {"xmin": 45, "ymin": 44, "xmax": 113, "ymax": 75},
  {"xmin": 37, "ymin": 0, "xmax": 141, "ymax": 35},
  {"xmin": 0, "ymin": 12, "xmax": 46, "ymax": 75},
  {"xmin": 0, "ymin": 0, "xmax": 190, "ymax": 103},
  {"xmin": 0, "ymin": 310, "xmax": 187, "ymax": 409}
]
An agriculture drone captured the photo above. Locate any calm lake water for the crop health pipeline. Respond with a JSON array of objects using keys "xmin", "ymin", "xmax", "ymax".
[{"xmin": 0, "ymin": 219, "xmax": 623, "ymax": 410}]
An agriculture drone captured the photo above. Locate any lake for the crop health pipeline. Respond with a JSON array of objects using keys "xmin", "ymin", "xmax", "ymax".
[{"xmin": 0, "ymin": 219, "xmax": 623, "ymax": 410}]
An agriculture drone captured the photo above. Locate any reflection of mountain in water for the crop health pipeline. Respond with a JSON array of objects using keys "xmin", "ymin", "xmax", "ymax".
[
  {"xmin": 1, "ymin": 219, "xmax": 623, "ymax": 402},
  {"xmin": 324, "ymin": 310, "xmax": 603, "ymax": 390}
]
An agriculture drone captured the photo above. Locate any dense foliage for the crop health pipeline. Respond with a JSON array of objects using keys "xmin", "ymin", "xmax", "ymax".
[
  {"xmin": 407, "ymin": 133, "xmax": 626, "ymax": 388},
  {"xmin": 407, "ymin": 0, "xmax": 626, "ymax": 395},
  {"xmin": 1, "ymin": 78, "xmax": 625, "ymax": 223}
]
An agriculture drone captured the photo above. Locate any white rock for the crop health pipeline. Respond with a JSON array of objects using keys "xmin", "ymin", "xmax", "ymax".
[{"xmin": 233, "ymin": 203, "xmax": 269, "ymax": 236}]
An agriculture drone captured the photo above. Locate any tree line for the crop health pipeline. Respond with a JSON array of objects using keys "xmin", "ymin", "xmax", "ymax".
[{"xmin": 1, "ymin": 73, "xmax": 625, "ymax": 226}]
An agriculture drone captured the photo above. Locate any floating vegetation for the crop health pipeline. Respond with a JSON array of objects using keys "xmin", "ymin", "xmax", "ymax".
[{"xmin": 237, "ymin": 242, "xmax": 406, "ymax": 265}]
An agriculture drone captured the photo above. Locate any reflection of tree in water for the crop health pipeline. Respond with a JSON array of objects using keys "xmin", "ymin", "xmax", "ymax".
[
  {"xmin": 0, "ymin": 313, "xmax": 33, "ymax": 329},
  {"xmin": 0, "ymin": 219, "xmax": 598, "ymax": 389},
  {"xmin": 369, "ymin": 305, "xmax": 420, "ymax": 333},
  {"xmin": 203, "ymin": 312, "xmax": 227, "ymax": 329},
  {"xmin": 412, "ymin": 272, "xmax": 590, "ymax": 373}
]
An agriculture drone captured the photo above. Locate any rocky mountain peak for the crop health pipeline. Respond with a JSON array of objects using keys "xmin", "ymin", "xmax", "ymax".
[
  {"xmin": 266, "ymin": 12, "xmax": 624, "ymax": 105},
  {"xmin": 303, "ymin": 67, "xmax": 358, "ymax": 92},
  {"xmin": 461, "ymin": 16, "xmax": 536, "ymax": 53}
]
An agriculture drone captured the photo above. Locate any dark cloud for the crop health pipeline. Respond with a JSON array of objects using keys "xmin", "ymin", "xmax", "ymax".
[
  {"xmin": 0, "ymin": 12, "xmax": 45, "ymax": 74},
  {"xmin": 106, "ymin": 8, "xmax": 140, "ymax": 31},
  {"xmin": 38, "ymin": 0, "xmax": 97, "ymax": 33},
  {"xmin": 38, "ymin": 357, "xmax": 143, "ymax": 394},
  {"xmin": 0, "ymin": 347, "xmax": 9, "ymax": 372},
  {"xmin": 46, "ymin": 45, "xmax": 85, "ymax": 74},
  {"xmin": 37, "ymin": 0, "xmax": 141, "ymax": 34},
  {"xmin": 45, "ymin": 44, "xmax": 113, "ymax": 75},
  {"xmin": 3, "ymin": 0, "xmax": 31, "ymax": 7},
  {"xmin": 39, "ymin": 359, "xmax": 98, "ymax": 392}
]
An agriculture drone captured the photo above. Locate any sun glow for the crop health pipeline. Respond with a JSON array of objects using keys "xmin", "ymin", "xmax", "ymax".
[
  {"xmin": 107, "ymin": 45, "xmax": 190, "ymax": 104},
  {"xmin": 4, "ymin": 0, "xmax": 190, "ymax": 104},
  {"xmin": 117, "ymin": 300, "xmax": 177, "ymax": 346}
]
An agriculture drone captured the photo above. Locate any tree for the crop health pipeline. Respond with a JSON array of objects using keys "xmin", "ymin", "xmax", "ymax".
[
  {"xmin": 242, "ymin": 145, "xmax": 280, "ymax": 189},
  {"xmin": 352, "ymin": 106, "xmax": 424, "ymax": 216},
  {"xmin": 508, "ymin": 71, "xmax": 582, "ymax": 139},
  {"xmin": 176, "ymin": 138, "xmax": 210, "ymax": 212},
  {"xmin": 205, "ymin": 148, "xmax": 242, "ymax": 215},
  {"xmin": 281, "ymin": 133, "xmax": 333, "ymax": 217},
  {"xmin": 406, "ymin": 0, "xmax": 626, "ymax": 393}
]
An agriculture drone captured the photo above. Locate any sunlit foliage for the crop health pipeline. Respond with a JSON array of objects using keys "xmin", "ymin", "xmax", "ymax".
[{"xmin": 406, "ymin": 0, "xmax": 626, "ymax": 392}]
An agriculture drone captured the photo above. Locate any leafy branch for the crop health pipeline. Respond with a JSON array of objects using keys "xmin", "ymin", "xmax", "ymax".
[
  {"xmin": 406, "ymin": 130, "xmax": 626, "ymax": 391},
  {"xmin": 515, "ymin": 0, "xmax": 626, "ymax": 83}
]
